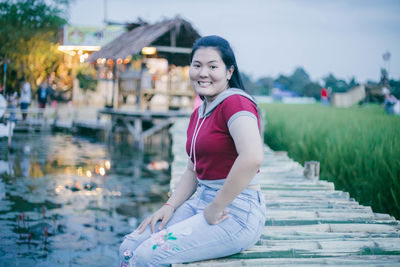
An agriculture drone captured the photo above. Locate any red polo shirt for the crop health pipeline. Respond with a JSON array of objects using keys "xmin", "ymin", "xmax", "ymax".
[{"xmin": 186, "ymin": 94, "xmax": 260, "ymax": 180}]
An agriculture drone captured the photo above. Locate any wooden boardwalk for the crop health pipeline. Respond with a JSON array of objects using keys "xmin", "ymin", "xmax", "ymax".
[
  {"xmin": 7, "ymin": 106, "xmax": 179, "ymax": 149},
  {"xmin": 169, "ymin": 118, "xmax": 400, "ymax": 266}
]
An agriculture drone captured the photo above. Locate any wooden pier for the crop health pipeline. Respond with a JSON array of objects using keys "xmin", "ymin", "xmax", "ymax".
[
  {"xmin": 3, "ymin": 106, "xmax": 187, "ymax": 150},
  {"xmin": 169, "ymin": 118, "xmax": 400, "ymax": 266},
  {"xmin": 98, "ymin": 108, "xmax": 190, "ymax": 149}
]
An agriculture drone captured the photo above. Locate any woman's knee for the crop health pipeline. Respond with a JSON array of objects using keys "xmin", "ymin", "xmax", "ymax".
[
  {"xmin": 119, "ymin": 238, "xmax": 162, "ymax": 266},
  {"xmin": 133, "ymin": 240, "xmax": 171, "ymax": 266},
  {"xmin": 119, "ymin": 239, "xmax": 135, "ymax": 263}
]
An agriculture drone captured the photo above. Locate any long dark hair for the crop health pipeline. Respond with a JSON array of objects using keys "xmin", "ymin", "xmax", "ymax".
[{"xmin": 190, "ymin": 35, "xmax": 246, "ymax": 91}]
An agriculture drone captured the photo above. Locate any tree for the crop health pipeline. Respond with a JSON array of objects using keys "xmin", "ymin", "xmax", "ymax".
[
  {"xmin": 76, "ymin": 64, "xmax": 97, "ymax": 93},
  {"xmin": 275, "ymin": 74, "xmax": 291, "ymax": 91},
  {"xmin": 289, "ymin": 67, "xmax": 311, "ymax": 94},
  {"xmin": 241, "ymin": 72, "xmax": 257, "ymax": 94},
  {"xmin": 323, "ymin": 73, "xmax": 357, "ymax": 93},
  {"xmin": 273, "ymin": 67, "xmax": 320, "ymax": 97},
  {"xmin": 389, "ymin": 79, "xmax": 400, "ymax": 99},
  {"xmin": 0, "ymin": 0, "xmax": 70, "ymax": 91},
  {"xmin": 254, "ymin": 76, "xmax": 274, "ymax": 95},
  {"xmin": 303, "ymin": 82, "xmax": 322, "ymax": 99}
]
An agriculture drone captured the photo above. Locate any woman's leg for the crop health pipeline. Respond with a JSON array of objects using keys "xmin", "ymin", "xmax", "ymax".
[
  {"xmin": 119, "ymin": 197, "xmax": 197, "ymax": 266},
  {"xmin": 131, "ymin": 188, "xmax": 266, "ymax": 266},
  {"xmin": 132, "ymin": 213, "xmax": 244, "ymax": 266}
]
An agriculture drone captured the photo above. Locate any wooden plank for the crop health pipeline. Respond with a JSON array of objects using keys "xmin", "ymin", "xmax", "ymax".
[
  {"xmin": 73, "ymin": 120, "xmax": 107, "ymax": 130},
  {"xmin": 173, "ymin": 256, "xmax": 400, "ymax": 266},
  {"xmin": 263, "ymin": 190, "xmax": 351, "ymax": 200},
  {"xmin": 142, "ymin": 119, "xmax": 174, "ymax": 139},
  {"xmin": 154, "ymin": 46, "xmax": 192, "ymax": 54},
  {"xmin": 265, "ymin": 218, "xmax": 399, "ymax": 226},
  {"xmin": 98, "ymin": 108, "xmax": 190, "ymax": 119},
  {"xmin": 259, "ymin": 232, "xmax": 400, "ymax": 242},
  {"xmin": 261, "ymin": 223, "xmax": 399, "ymax": 234}
]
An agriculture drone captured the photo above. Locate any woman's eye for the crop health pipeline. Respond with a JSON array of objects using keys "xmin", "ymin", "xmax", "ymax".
[
  {"xmin": 210, "ymin": 65, "xmax": 217, "ymax": 69},
  {"xmin": 192, "ymin": 64, "xmax": 200, "ymax": 68}
]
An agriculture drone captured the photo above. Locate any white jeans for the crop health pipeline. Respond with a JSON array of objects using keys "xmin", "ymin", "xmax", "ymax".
[{"xmin": 119, "ymin": 184, "xmax": 266, "ymax": 266}]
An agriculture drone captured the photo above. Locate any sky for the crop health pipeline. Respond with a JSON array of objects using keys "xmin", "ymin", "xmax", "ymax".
[{"xmin": 68, "ymin": 0, "xmax": 400, "ymax": 83}]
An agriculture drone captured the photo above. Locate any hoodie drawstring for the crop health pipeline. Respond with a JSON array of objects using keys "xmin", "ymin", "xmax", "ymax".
[{"xmin": 189, "ymin": 115, "xmax": 206, "ymax": 172}]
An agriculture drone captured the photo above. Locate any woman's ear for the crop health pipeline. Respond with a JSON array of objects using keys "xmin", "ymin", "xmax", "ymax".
[{"xmin": 227, "ymin": 66, "xmax": 234, "ymax": 80}]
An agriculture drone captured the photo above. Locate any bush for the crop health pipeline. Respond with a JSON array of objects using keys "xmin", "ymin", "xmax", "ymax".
[{"xmin": 76, "ymin": 64, "xmax": 97, "ymax": 92}]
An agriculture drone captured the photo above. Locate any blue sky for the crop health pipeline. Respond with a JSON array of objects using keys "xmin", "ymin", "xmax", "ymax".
[{"xmin": 68, "ymin": 0, "xmax": 400, "ymax": 83}]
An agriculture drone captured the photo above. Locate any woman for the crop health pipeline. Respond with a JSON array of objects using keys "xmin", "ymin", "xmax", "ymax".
[
  {"xmin": 120, "ymin": 35, "xmax": 266, "ymax": 266},
  {"xmin": 6, "ymin": 86, "xmax": 18, "ymax": 122},
  {"xmin": 19, "ymin": 77, "xmax": 31, "ymax": 120}
]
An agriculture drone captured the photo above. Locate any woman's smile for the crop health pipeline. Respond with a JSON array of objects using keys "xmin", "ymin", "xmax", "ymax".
[{"xmin": 198, "ymin": 81, "xmax": 212, "ymax": 87}]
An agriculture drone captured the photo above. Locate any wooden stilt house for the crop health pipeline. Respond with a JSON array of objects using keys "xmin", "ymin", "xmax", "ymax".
[{"xmin": 88, "ymin": 17, "xmax": 201, "ymax": 110}]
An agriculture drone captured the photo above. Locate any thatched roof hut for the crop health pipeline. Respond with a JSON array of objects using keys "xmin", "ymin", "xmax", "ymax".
[{"xmin": 88, "ymin": 17, "xmax": 201, "ymax": 66}]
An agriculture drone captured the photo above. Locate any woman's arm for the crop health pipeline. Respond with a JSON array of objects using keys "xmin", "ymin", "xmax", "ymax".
[
  {"xmin": 203, "ymin": 115, "xmax": 263, "ymax": 224},
  {"xmin": 166, "ymin": 159, "xmax": 198, "ymax": 209},
  {"xmin": 138, "ymin": 159, "xmax": 198, "ymax": 233}
]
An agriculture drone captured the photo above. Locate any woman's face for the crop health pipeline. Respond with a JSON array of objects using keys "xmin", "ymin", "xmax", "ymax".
[{"xmin": 189, "ymin": 47, "xmax": 233, "ymax": 103}]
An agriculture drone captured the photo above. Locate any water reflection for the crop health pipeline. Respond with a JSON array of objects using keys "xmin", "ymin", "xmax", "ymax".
[{"xmin": 0, "ymin": 131, "xmax": 172, "ymax": 266}]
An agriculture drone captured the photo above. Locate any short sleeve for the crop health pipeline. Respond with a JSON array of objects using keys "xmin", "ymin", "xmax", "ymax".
[{"xmin": 221, "ymin": 95, "xmax": 259, "ymax": 128}]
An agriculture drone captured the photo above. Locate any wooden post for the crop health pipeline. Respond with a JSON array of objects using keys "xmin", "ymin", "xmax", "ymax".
[
  {"xmin": 134, "ymin": 117, "xmax": 143, "ymax": 150},
  {"xmin": 303, "ymin": 161, "xmax": 320, "ymax": 180},
  {"xmin": 136, "ymin": 60, "xmax": 146, "ymax": 110}
]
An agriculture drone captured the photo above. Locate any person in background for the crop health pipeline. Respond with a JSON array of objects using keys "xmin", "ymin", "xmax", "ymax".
[
  {"xmin": 6, "ymin": 86, "xmax": 18, "ymax": 122},
  {"xmin": 321, "ymin": 87, "xmax": 329, "ymax": 105},
  {"xmin": 119, "ymin": 35, "xmax": 266, "ymax": 266},
  {"xmin": 384, "ymin": 92, "xmax": 398, "ymax": 115},
  {"xmin": 37, "ymin": 80, "xmax": 50, "ymax": 109},
  {"xmin": 19, "ymin": 77, "xmax": 31, "ymax": 120}
]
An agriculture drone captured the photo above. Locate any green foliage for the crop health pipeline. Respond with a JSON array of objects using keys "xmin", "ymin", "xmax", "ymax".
[
  {"xmin": 242, "ymin": 73, "xmax": 272, "ymax": 95},
  {"xmin": 244, "ymin": 67, "xmax": 323, "ymax": 98},
  {"xmin": 76, "ymin": 64, "xmax": 97, "ymax": 92},
  {"xmin": 243, "ymin": 67, "xmax": 368, "ymax": 99},
  {"xmin": 261, "ymin": 103, "xmax": 400, "ymax": 219},
  {"xmin": 0, "ymin": 0, "xmax": 69, "ymax": 90},
  {"xmin": 13, "ymin": 32, "xmax": 63, "ymax": 89},
  {"xmin": 323, "ymin": 73, "xmax": 359, "ymax": 93},
  {"xmin": 288, "ymin": 67, "xmax": 310, "ymax": 94},
  {"xmin": 389, "ymin": 79, "xmax": 400, "ymax": 99},
  {"xmin": 302, "ymin": 82, "xmax": 321, "ymax": 99}
]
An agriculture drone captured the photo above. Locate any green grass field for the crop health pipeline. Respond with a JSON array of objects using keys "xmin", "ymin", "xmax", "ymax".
[{"xmin": 260, "ymin": 103, "xmax": 400, "ymax": 219}]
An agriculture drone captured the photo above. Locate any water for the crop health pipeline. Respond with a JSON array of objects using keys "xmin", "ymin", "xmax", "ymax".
[{"xmin": 0, "ymin": 131, "xmax": 172, "ymax": 266}]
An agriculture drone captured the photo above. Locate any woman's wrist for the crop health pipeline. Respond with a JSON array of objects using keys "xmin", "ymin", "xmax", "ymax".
[
  {"xmin": 163, "ymin": 202, "xmax": 175, "ymax": 211},
  {"xmin": 209, "ymin": 200, "xmax": 225, "ymax": 213}
]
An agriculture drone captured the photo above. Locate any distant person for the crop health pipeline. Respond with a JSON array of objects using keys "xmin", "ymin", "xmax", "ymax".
[
  {"xmin": 384, "ymin": 93, "xmax": 398, "ymax": 115},
  {"xmin": 120, "ymin": 35, "xmax": 266, "ymax": 266},
  {"xmin": 6, "ymin": 86, "xmax": 18, "ymax": 122},
  {"xmin": 37, "ymin": 80, "xmax": 50, "ymax": 109},
  {"xmin": 321, "ymin": 87, "xmax": 329, "ymax": 105},
  {"xmin": 20, "ymin": 77, "xmax": 31, "ymax": 120}
]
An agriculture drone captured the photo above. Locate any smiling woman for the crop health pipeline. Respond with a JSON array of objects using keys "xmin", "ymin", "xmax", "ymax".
[{"xmin": 119, "ymin": 35, "xmax": 266, "ymax": 266}]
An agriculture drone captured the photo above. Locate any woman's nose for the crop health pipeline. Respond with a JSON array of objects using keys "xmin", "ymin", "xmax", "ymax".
[{"xmin": 199, "ymin": 67, "xmax": 208, "ymax": 77}]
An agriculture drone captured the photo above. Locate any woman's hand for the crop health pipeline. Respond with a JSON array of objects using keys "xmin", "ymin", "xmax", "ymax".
[
  {"xmin": 203, "ymin": 202, "xmax": 229, "ymax": 225},
  {"xmin": 137, "ymin": 204, "xmax": 175, "ymax": 233}
]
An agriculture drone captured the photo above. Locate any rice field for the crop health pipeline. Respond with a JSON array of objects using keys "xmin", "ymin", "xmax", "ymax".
[{"xmin": 260, "ymin": 103, "xmax": 400, "ymax": 219}]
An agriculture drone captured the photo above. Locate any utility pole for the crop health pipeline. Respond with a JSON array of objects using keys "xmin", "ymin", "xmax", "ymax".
[
  {"xmin": 382, "ymin": 51, "xmax": 391, "ymax": 78},
  {"xmin": 104, "ymin": 0, "xmax": 108, "ymax": 25}
]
